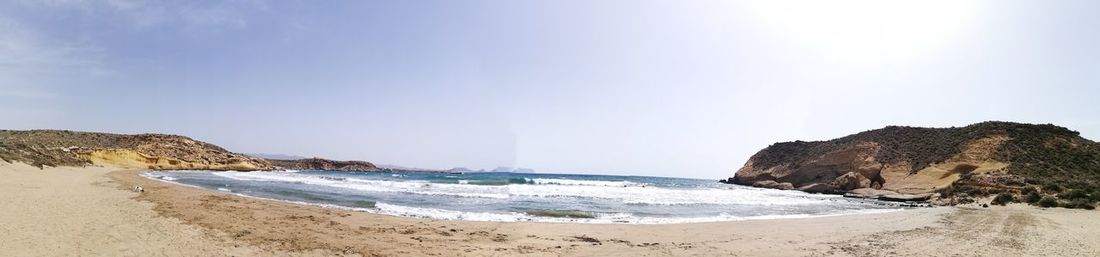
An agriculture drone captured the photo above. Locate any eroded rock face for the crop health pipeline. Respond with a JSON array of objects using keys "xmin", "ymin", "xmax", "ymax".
[
  {"xmin": 0, "ymin": 130, "xmax": 273, "ymax": 170},
  {"xmin": 78, "ymin": 149, "xmax": 271, "ymax": 171},
  {"xmin": 723, "ymin": 122, "xmax": 1040, "ymax": 199},
  {"xmin": 732, "ymin": 142, "xmax": 886, "ymax": 194},
  {"xmin": 832, "ymin": 171, "xmax": 875, "ymax": 192}
]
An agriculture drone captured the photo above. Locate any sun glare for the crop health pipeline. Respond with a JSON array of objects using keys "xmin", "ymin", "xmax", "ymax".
[{"xmin": 743, "ymin": 0, "xmax": 980, "ymax": 64}]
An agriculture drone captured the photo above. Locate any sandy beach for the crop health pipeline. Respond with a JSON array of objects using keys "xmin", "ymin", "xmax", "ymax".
[
  {"xmin": 3, "ymin": 162, "xmax": 1099, "ymax": 256},
  {"xmin": 6, "ymin": 1, "xmax": 1099, "ymax": 256}
]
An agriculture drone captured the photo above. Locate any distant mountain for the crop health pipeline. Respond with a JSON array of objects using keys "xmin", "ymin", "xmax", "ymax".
[
  {"xmin": 487, "ymin": 166, "xmax": 535, "ymax": 173},
  {"xmin": 377, "ymin": 163, "xmax": 439, "ymax": 171},
  {"xmin": 447, "ymin": 167, "xmax": 473, "ymax": 173},
  {"xmin": 376, "ymin": 164, "xmax": 405, "ymax": 169},
  {"xmin": 246, "ymin": 153, "xmax": 308, "ymax": 160}
]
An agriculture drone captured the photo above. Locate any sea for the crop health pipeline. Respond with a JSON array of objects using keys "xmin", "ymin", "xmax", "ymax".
[{"xmin": 142, "ymin": 170, "xmax": 901, "ymax": 224}]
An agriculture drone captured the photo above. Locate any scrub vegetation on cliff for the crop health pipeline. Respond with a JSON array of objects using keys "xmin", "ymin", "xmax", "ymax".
[
  {"xmin": 268, "ymin": 158, "xmax": 381, "ymax": 172},
  {"xmin": 0, "ymin": 130, "xmax": 272, "ymax": 170},
  {"xmin": 730, "ymin": 121, "xmax": 1100, "ymax": 209}
]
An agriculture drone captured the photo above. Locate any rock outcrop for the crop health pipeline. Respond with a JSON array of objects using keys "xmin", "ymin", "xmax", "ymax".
[
  {"xmin": 725, "ymin": 122, "xmax": 1100, "ymax": 208},
  {"xmin": 0, "ymin": 130, "xmax": 272, "ymax": 170},
  {"xmin": 268, "ymin": 158, "xmax": 381, "ymax": 172}
]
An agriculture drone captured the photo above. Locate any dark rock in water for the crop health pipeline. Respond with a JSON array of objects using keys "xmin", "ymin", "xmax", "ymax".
[
  {"xmin": 752, "ymin": 180, "xmax": 779, "ymax": 188},
  {"xmin": 879, "ymin": 193, "xmax": 933, "ymax": 202},
  {"xmin": 843, "ymin": 188, "xmax": 893, "ymax": 198},
  {"xmin": 842, "ymin": 188, "xmax": 933, "ymax": 202},
  {"xmin": 749, "ymin": 180, "xmax": 796, "ymax": 190},
  {"xmin": 797, "ymin": 183, "xmax": 831, "ymax": 193},
  {"xmin": 751, "ymin": 180, "xmax": 780, "ymax": 189},
  {"xmin": 775, "ymin": 182, "xmax": 795, "ymax": 190}
]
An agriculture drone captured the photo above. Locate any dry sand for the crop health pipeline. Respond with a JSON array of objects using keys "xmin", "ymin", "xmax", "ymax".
[
  {"xmin": 3, "ymin": 162, "xmax": 1099, "ymax": 256},
  {"xmin": 0, "ymin": 162, "xmax": 337, "ymax": 257}
]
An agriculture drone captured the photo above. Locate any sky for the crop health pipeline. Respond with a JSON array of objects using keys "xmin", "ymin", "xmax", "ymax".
[{"xmin": 2, "ymin": 0, "xmax": 1098, "ymax": 179}]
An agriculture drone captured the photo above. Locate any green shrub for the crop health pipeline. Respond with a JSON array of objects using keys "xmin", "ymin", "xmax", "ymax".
[
  {"xmin": 1061, "ymin": 189, "xmax": 1091, "ymax": 200},
  {"xmin": 1062, "ymin": 199, "xmax": 1098, "ymax": 210},
  {"xmin": 1043, "ymin": 183, "xmax": 1063, "ymax": 193},
  {"xmin": 1025, "ymin": 191, "xmax": 1042, "ymax": 203},
  {"xmin": 991, "ymin": 192, "xmax": 1014, "ymax": 206},
  {"xmin": 1039, "ymin": 196, "xmax": 1059, "ymax": 208}
]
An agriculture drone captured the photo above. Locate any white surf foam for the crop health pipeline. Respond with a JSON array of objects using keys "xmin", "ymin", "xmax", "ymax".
[
  {"xmin": 213, "ymin": 172, "xmax": 510, "ymax": 199},
  {"xmin": 370, "ymin": 202, "xmax": 902, "ymax": 224},
  {"xmin": 525, "ymin": 178, "xmax": 644, "ymax": 187},
  {"xmin": 141, "ymin": 172, "xmax": 178, "ymax": 181},
  {"xmin": 210, "ymin": 172, "xmax": 842, "ymax": 206},
  {"xmin": 144, "ymin": 171, "xmax": 905, "ymax": 224}
]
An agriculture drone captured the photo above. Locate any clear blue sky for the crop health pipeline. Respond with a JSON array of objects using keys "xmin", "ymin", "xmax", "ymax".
[{"xmin": 2, "ymin": 1, "xmax": 1098, "ymax": 179}]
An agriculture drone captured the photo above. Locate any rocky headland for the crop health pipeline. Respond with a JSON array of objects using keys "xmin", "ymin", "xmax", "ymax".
[
  {"xmin": 267, "ymin": 158, "xmax": 381, "ymax": 172},
  {"xmin": 724, "ymin": 121, "xmax": 1100, "ymax": 209},
  {"xmin": 0, "ymin": 130, "xmax": 428, "ymax": 173},
  {"xmin": 0, "ymin": 130, "xmax": 272, "ymax": 171}
]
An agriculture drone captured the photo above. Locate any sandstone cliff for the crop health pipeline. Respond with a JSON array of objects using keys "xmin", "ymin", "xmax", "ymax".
[
  {"xmin": 268, "ymin": 158, "xmax": 381, "ymax": 172},
  {"xmin": 725, "ymin": 122, "xmax": 1100, "ymax": 208},
  {"xmin": 0, "ymin": 130, "xmax": 272, "ymax": 171}
]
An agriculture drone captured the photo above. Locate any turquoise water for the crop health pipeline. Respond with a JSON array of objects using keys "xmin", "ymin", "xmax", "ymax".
[{"xmin": 143, "ymin": 170, "xmax": 899, "ymax": 224}]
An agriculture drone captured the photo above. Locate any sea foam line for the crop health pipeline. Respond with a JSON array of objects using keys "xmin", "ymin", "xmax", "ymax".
[
  {"xmin": 141, "ymin": 172, "xmax": 904, "ymax": 224},
  {"xmin": 208, "ymin": 171, "xmax": 843, "ymax": 206}
]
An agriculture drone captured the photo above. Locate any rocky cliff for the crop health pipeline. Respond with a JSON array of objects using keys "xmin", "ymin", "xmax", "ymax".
[
  {"xmin": 0, "ymin": 130, "xmax": 273, "ymax": 171},
  {"xmin": 725, "ymin": 122, "xmax": 1100, "ymax": 208},
  {"xmin": 268, "ymin": 158, "xmax": 381, "ymax": 172}
]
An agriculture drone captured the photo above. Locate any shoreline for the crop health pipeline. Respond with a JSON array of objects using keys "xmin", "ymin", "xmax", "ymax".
[
  {"xmin": 5, "ymin": 162, "xmax": 1099, "ymax": 256},
  {"xmin": 109, "ymin": 168, "xmax": 1100, "ymax": 256},
  {"xmin": 138, "ymin": 170, "xmax": 908, "ymax": 225},
  {"xmin": 115, "ymin": 169, "xmax": 948, "ymax": 256}
]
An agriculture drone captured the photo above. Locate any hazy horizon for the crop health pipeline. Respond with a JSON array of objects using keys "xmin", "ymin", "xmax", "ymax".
[{"xmin": 3, "ymin": 1, "xmax": 1099, "ymax": 179}]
